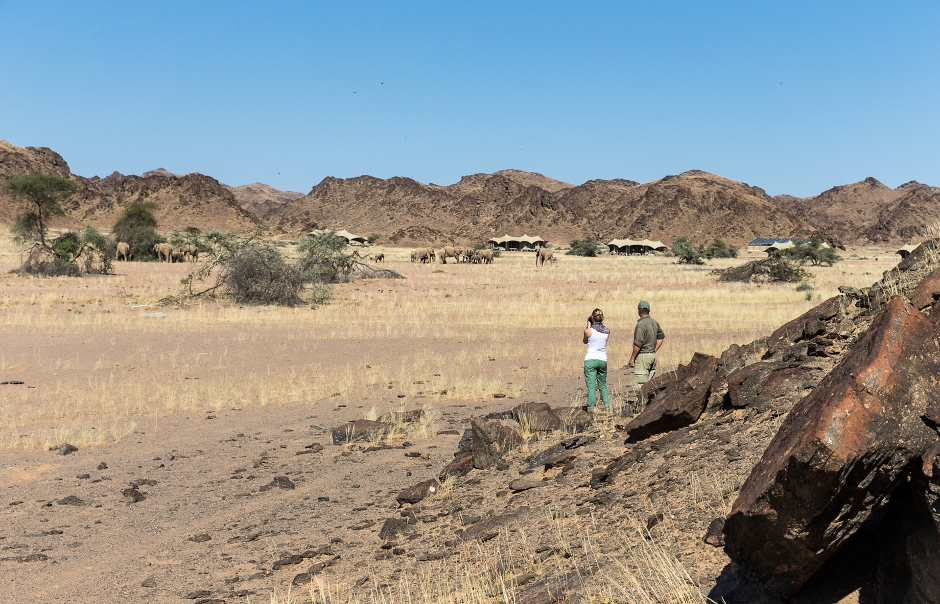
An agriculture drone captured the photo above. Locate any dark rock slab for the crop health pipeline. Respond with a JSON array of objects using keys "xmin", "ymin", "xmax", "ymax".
[
  {"xmin": 704, "ymin": 518, "xmax": 725, "ymax": 547},
  {"xmin": 259, "ymin": 476, "xmax": 295, "ymax": 491},
  {"xmin": 331, "ymin": 419, "xmax": 390, "ymax": 445},
  {"xmin": 626, "ymin": 353, "xmax": 718, "ymax": 440},
  {"xmin": 56, "ymin": 495, "xmax": 85, "ymax": 506},
  {"xmin": 724, "ymin": 297, "xmax": 940, "ymax": 597},
  {"xmin": 726, "ymin": 362, "xmax": 813, "ymax": 409},
  {"xmin": 396, "ymin": 478, "xmax": 439, "ymax": 505},
  {"xmin": 509, "ymin": 478, "xmax": 546, "ymax": 492},
  {"xmin": 471, "ymin": 417, "xmax": 521, "ymax": 470},
  {"xmin": 909, "ymin": 268, "xmax": 940, "ymax": 311},
  {"xmin": 379, "ymin": 516, "xmax": 415, "ymax": 540},
  {"xmin": 440, "ymin": 450, "xmax": 473, "ymax": 480},
  {"xmin": 511, "ymin": 403, "xmax": 563, "ymax": 432},
  {"xmin": 57, "ymin": 443, "xmax": 78, "ymax": 456}
]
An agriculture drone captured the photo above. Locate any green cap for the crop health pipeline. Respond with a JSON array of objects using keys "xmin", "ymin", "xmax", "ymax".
[{"xmin": 638, "ymin": 300, "xmax": 650, "ymax": 311}]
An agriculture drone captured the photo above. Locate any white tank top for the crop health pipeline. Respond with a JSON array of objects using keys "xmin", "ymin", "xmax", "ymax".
[{"xmin": 584, "ymin": 328, "xmax": 609, "ymax": 362}]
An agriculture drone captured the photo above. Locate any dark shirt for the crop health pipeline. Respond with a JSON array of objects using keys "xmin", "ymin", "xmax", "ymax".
[{"xmin": 634, "ymin": 316, "xmax": 665, "ymax": 353}]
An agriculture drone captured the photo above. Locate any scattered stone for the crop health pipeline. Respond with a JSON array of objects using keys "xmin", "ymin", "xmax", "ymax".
[
  {"xmin": 122, "ymin": 487, "xmax": 145, "ymax": 503},
  {"xmin": 439, "ymin": 450, "xmax": 473, "ymax": 480},
  {"xmin": 348, "ymin": 520, "xmax": 375, "ymax": 531},
  {"xmin": 227, "ymin": 533, "xmax": 260, "ymax": 544},
  {"xmin": 511, "ymin": 403, "xmax": 563, "ymax": 432},
  {"xmin": 0, "ymin": 380, "xmax": 24, "ymax": 385},
  {"xmin": 543, "ymin": 451, "xmax": 579, "ymax": 470},
  {"xmin": 188, "ymin": 534, "xmax": 212, "ymax": 543},
  {"xmin": 141, "ymin": 576, "xmax": 156, "ymax": 588},
  {"xmin": 703, "ymin": 518, "xmax": 725, "ymax": 547},
  {"xmin": 57, "ymin": 443, "xmax": 78, "ymax": 456},
  {"xmin": 76, "ymin": 474, "xmax": 90, "ymax": 479},
  {"xmin": 396, "ymin": 478, "xmax": 439, "ymax": 505},
  {"xmin": 56, "ymin": 495, "xmax": 85, "ymax": 506},
  {"xmin": 509, "ymin": 478, "xmax": 547, "ymax": 492},
  {"xmin": 379, "ymin": 409, "xmax": 425, "ymax": 424},
  {"xmin": 183, "ymin": 590, "xmax": 211, "ymax": 599},
  {"xmin": 259, "ymin": 476, "xmax": 295, "ymax": 491},
  {"xmin": 495, "ymin": 460, "xmax": 511, "ymax": 471},
  {"xmin": 379, "ymin": 517, "xmax": 415, "ymax": 540},
  {"xmin": 303, "ymin": 442, "xmax": 323, "ymax": 452},
  {"xmin": 331, "ymin": 419, "xmax": 390, "ymax": 444},
  {"xmin": 646, "ymin": 513, "xmax": 664, "ymax": 530},
  {"xmin": 272, "ymin": 554, "xmax": 305, "ymax": 570},
  {"xmin": 471, "ymin": 417, "xmax": 521, "ymax": 470},
  {"xmin": 17, "ymin": 553, "xmax": 49, "ymax": 562}
]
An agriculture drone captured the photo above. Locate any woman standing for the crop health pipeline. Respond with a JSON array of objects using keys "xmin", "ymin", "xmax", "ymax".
[{"xmin": 582, "ymin": 308, "xmax": 611, "ymax": 411}]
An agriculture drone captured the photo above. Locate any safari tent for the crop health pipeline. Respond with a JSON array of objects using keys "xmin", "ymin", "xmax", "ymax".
[
  {"xmin": 307, "ymin": 229, "xmax": 367, "ymax": 245},
  {"xmin": 607, "ymin": 238, "xmax": 668, "ymax": 255},
  {"xmin": 487, "ymin": 234, "xmax": 546, "ymax": 250},
  {"xmin": 764, "ymin": 239, "xmax": 831, "ymax": 255},
  {"xmin": 896, "ymin": 244, "xmax": 919, "ymax": 258},
  {"xmin": 748, "ymin": 238, "xmax": 802, "ymax": 253}
]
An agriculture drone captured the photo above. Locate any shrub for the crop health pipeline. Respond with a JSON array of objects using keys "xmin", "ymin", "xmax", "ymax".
[
  {"xmin": 17, "ymin": 226, "xmax": 114, "ymax": 276},
  {"xmin": 296, "ymin": 230, "xmax": 354, "ymax": 284},
  {"xmin": 183, "ymin": 229, "xmax": 306, "ymax": 305},
  {"xmin": 113, "ymin": 201, "xmax": 163, "ymax": 260},
  {"xmin": 779, "ymin": 236, "xmax": 842, "ymax": 266},
  {"xmin": 4, "ymin": 173, "xmax": 78, "ymax": 247},
  {"xmin": 704, "ymin": 238, "xmax": 738, "ymax": 259},
  {"xmin": 671, "ymin": 237, "xmax": 705, "ymax": 264},
  {"xmin": 716, "ymin": 257, "xmax": 811, "ymax": 283},
  {"xmin": 366, "ymin": 233, "xmax": 381, "ymax": 245},
  {"xmin": 566, "ymin": 237, "xmax": 603, "ymax": 257}
]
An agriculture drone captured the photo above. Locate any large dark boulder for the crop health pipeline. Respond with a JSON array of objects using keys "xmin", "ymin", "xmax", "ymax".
[
  {"xmin": 470, "ymin": 417, "xmax": 521, "ymax": 470},
  {"xmin": 626, "ymin": 353, "xmax": 718, "ymax": 441},
  {"xmin": 511, "ymin": 403, "xmax": 563, "ymax": 432},
  {"xmin": 723, "ymin": 297, "xmax": 940, "ymax": 597},
  {"xmin": 331, "ymin": 419, "xmax": 389, "ymax": 445},
  {"xmin": 726, "ymin": 362, "xmax": 814, "ymax": 409}
]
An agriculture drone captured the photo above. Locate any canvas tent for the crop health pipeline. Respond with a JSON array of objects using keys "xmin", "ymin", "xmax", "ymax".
[
  {"xmin": 896, "ymin": 244, "xmax": 918, "ymax": 258},
  {"xmin": 488, "ymin": 234, "xmax": 546, "ymax": 250},
  {"xmin": 308, "ymin": 229, "xmax": 367, "ymax": 245},
  {"xmin": 607, "ymin": 238, "xmax": 668, "ymax": 255}
]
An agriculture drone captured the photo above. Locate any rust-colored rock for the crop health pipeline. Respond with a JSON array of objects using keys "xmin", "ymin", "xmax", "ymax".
[
  {"xmin": 470, "ymin": 417, "xmax": 521, "ymax": 469},
  {"xmin": 724, "ymin": 297, "xmax": 940, "ymax": 597},
  {"xmin": 765, "ymin": 295, "xmax": 844, "ymax": 351},
  {"xmin": 908, "ymin": 268, "xmax": 940, "ymax": 311},
  {"xmin": 439, "ymin": 450, "xmax": 473, "ymax": 480},
  {"xmin": 396, "ymin": 478, "xmax": 439, "ymax": 505},
  {"xmin": 626, "ymin": 353, "xmax": 718, "ymax": 441},
  {"xmin": 726, "ymin": 362, "xmax": 812, "ymax": 409}
]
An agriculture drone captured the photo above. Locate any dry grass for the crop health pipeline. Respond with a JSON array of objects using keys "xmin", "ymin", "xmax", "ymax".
[{"xmin": 0, "ymin": 234, "xmax": 902, "ymax": 449}]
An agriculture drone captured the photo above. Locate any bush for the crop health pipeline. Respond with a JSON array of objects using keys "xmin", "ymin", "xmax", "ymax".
[
  {"xmin": 779, "ymin": 236, "xmax": 842, "ymax": 266},
  {"xmin": 716, "ymin": 257, "xmax": 811, "ymax": 283},
  {"xmin": 17, "ymin": 226, "xmax": 114, "ymax": 276},
  {"xmin": 704, "ymin": 238, "xmax": 738, "ymax": 259},
  {"xmin": 113, "ymin": 201, "xmax": 163, "ymax": 260},
  {"xmin": 296, "ymin": 230, "xmax": 354, "ymax": 284},
  {"xmin": 183, "ymin": 229, "xmax": 306, "ymax": 305},
  {"xmin": 566, "ymin": 237, "xmax": 603, "ymax": 257},
  {"xmin": 367, "ymin": 233, "xmax": 381, "ymax": 245},
  {"xmin": 671, "ymin": 237, "xmax": 705, "ymax": 264}
]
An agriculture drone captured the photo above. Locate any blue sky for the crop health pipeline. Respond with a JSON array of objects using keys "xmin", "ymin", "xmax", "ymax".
[{"xmin": 1, "ymin": 1, "xmax": 937, "ymax": 196}]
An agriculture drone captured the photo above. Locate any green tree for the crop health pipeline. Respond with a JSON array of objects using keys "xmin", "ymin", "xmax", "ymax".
[
  {"xmin": 671, "ymin": 237, "xmax": 705, "ymax": 264},
  {"xmin": 566, "ymin": 237, "xmax": 603, "ymax": 257},
  {"xmin": 296, "ymin": 230, "xmax": 353, "ymax": 284},
  {"xmin": 366, "ymin": 233, "xmax": 381, "ymax": 245},
  {"xmin": 4, "ymin": 173, "xmax": 78, "ymax": 246},
  {"xmin": 113, "ymin": 201, "xmax": 164, "ymax": 260},
  {"xmin": 703, "ymin": 238, "xmax": 738, "ymax": 259},
  {"xmin": 781, "ymin": 236, "xmax": 842, "ymax": 267}
]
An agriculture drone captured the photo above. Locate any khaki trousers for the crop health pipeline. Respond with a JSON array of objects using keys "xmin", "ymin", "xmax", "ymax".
[{"xmin": 633, "ymin": 352, "xmax": 657, "ymax": 387}]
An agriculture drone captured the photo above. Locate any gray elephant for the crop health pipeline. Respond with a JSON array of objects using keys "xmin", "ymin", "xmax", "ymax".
[
  {"xmin": 116, "ymin": 242, "xmax": 130, "ymax": 261},
  {"xmin": 373, "ymin": 252, "xmax": 384, "ymax": 263},
  {"xmin": 478, "ymin": 249, "xmax": 494, "ymax": 264},
  {"xmin": 536, "ymin": 248, "xmax": 554, "ymax": 266},
  {"xmin": 153, "ymin": 243, "xmax": 173, "ymax": 262},
  {"xmin": 415, "ymin": 248, "xmax": 431, "ymax": 263}
]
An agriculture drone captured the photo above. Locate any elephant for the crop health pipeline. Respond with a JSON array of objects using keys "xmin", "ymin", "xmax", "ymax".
[
  {"xmin": 410, "ymin": 250, "xmax": 417, "ymax": 263},
  {"xmin": 439, "ymin": 246, "xmax": 459, "ymax": 263},
  {"xmin": 428, "ymin": 248, "xmax": 436, "ymax": 262},
  {"xmin": 437, "ymin": 248, "xmax": 449, "ymax": 264},
  {"xmin": 171, "ymin": 249, "xmax": 185, "ymax": 263},
  {"xmin": 373, "ymin": 252, "xmax": 384, "ymax": 263},
  {"xmin": 153, "ymin": 243, "xmax": 173, "ymax": 263},
  {"xmin": 536, "ymin": 248, "xmax": 554, "ymax": 266},
  {"xmin": 415, "ymin": 248, "xmax": 431, "ymax": 264},
  {"xmin": 180, "ymin": 244, "xmax": 198, "ymax": 262},
  {"xmin": 116, "ymin": 241, "xmax": 130, "ymax": 261},
  {"xmin": 478, "ymin": 249, "xmax": 494, "ymax": 264}
]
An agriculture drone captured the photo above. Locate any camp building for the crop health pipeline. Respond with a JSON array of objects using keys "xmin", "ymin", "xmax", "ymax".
[
  {"xmin": 308, "ymin": 229, "xmax": 367, "ymax": 245},
  {"xmin": 897, "ymin": 244, "xmax": 918, "ymax": 258},
  {"xmin": 607, "ymin": 238, "xmax": 668, "ymax": 255},
  {"xmin": 747, "ymin": 238, "xmax": 805, "ymax": 253},
  {"xmin": 487, "ymin": 234, "xmax": 546, "ymax": 250}
]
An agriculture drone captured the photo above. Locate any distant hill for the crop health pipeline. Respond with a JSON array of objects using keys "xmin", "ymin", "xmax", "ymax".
[
  {"xmin": 0, "ymin": 140, "xmax": 258, "ymax": 233},
  {"xmin": 262, "ymin": 169, "xmax": 815, "ymax": 247},
  {"xmin": 224, "ymin": 182, "xmax": 304, "ymax": 216},
  {"xmin": 1, "ymin": 138, "xmax": 938, "ymax": 246}
]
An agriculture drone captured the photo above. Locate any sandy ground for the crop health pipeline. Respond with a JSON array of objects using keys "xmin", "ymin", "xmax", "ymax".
[{"xmin": 0, "ymin": 241, "xmax": 902, "ymax": 603}]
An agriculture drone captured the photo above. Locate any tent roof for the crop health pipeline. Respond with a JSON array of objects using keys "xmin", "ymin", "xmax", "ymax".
[
  {"xmin": 334, "ymin": 229, "xmax": 365, "ymax": 242},
  {"xmin": 766, "ymin": 241, "xmax": 796, "ymax": 251},
  {"xmin": 749, "ymin": 237, "xmax": 806, "ymax": 245},
  {"xmin": 488, "ymin": 234, "xmax": 545, "ymax": 244},
  {"xmin": 607, "ymin": 238, "xmax": 667, "ymax": 250},
  {"xmin": 897, "ymin": 244, "xmax": 919, "ymax": 254}
]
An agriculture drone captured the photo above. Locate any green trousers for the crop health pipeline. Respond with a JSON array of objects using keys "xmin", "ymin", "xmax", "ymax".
[{"xmin": 584, "ymin": 359, "xmax": 610, "ymax": 409}]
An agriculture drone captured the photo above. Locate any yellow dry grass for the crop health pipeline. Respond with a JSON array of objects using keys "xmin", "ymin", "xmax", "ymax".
[{"xmin": 0, "ymin": 235, "xmax": 901, "ymax": 449}]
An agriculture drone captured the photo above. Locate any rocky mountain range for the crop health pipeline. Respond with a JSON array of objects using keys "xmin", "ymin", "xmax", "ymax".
[{"xmin": 2, "ymin": 138, "xmax": 938, "ymax": 246}]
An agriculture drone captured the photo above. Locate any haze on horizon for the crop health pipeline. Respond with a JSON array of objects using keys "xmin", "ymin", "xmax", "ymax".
[{"xmin": 0, "ymin": 1, "xmax": 937, "ymax": 197}]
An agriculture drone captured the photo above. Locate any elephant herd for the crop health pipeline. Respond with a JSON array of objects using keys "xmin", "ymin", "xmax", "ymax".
[
  {"xmin": 410, "ymin": 246, "xmax": 494, "ymax": 264},
  {"xmin": 115, "ymin": 242, "xmax": 199, "ymax": 263}
]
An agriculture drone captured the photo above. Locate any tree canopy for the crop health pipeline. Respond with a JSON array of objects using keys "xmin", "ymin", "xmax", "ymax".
[
  {"xmin": 4, "ymin": 173, "xmax": 78, "ymax": 246},
  {"xmin": 112, "ymin": 201, "xmax": 163, "ymax": 260},
  {"xmin": 566, "ymin": 237, "xmax": 603, "ymax": 257}
]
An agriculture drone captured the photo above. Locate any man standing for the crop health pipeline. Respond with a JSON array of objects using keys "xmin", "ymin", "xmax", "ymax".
[{"xmin": 628, "ymin": 300, "xmax": 664, "ymax": 387}]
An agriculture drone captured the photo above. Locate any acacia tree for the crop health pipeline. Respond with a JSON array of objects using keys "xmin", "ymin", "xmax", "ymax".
[
  {"xmin": 4, "ymin": 173, "xmax": 77, "ymax": 246},
  {"xmin": 112, "ymin": 201, "xmax": 163, "ymax": 260}
]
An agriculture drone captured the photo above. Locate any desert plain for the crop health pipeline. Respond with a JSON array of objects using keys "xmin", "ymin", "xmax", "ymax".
[{"xmin": 0, "ymin": 238, "xmax": 901, "ymax": 604}]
